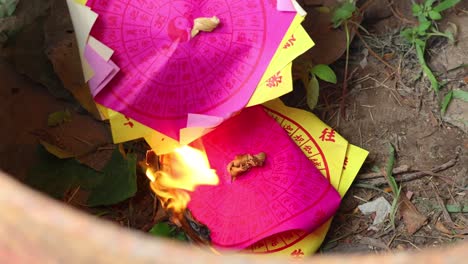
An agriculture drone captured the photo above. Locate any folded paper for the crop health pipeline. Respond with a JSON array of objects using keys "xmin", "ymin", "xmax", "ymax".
[{"xmin": 84, "ymin": 44, "xmax": 119, "ymax": 96}]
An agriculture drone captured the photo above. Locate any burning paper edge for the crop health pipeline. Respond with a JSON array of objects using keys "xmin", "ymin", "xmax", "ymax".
[{"xmin": 146, "ymin": 145, "xmax": 219, "ymax": 217}]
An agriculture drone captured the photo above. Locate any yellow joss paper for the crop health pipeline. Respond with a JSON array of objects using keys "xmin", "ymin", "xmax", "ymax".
[
  {"xmin": 264, "ymin": 99, "xmax": 348, "ymax": 189},
  {"xmin": 248, "ymin": 16, "xmax": 314, "ymax": 107},
  {"xmin": 338, "ymin": 145, "xmax": 369, "ymax": 197},
  {"xmin": 107, "ymin": 109, "xmax": 180, "ymax": 154},
  {"xmin": 255, "ymin": 100, "xmax": 367, "ymax": 257}
]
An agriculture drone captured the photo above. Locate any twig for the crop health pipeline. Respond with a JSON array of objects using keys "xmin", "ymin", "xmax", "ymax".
[
  {"xmin": 357, "ymin": 158, "xmax": 458, "ymax": 187},
  {"xmin": 66, "ymin": 186, "xmax": 81, "ymax": 204},
  {"xmin": 358, "ymin": 165, "xmax": 411, "ymax": 180}
]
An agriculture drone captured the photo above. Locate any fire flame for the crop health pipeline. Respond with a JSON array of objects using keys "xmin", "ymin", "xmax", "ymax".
[{"xmin": 146, "ymin": 145, "xmax": 219, "ymax": 217}]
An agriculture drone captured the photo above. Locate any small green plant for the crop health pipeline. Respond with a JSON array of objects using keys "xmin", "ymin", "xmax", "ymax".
[
  {"xmin": 331, "ymin": 1, "xmax": 357, "ymax": 28},
  {"xmin": 332, "ymin": 0, "xmax": 357, "ymax": 116},
  {"xmin": 401, "ymin": 0, "xmax": 461, "ymax": 92},
  {"xmin": 306, "ymin": 64, "xmax": 337, "ymax": 110},
  {"xmin": 384, "ymin": 144, "xmax": 401, "ymax": 229}
]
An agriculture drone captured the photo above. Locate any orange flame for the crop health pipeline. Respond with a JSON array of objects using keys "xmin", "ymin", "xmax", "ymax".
[{"xmin": 146, "ymin": 145, "xmax": 218, "ymax": 216}]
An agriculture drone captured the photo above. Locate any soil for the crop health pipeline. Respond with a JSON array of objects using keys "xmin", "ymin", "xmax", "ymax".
[{"xmin": 0, "ymin": 0, "xmax": 466, "ymax": 256}]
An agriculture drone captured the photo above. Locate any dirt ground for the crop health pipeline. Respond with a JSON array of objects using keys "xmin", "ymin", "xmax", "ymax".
[{"xmin": 0, "ymin": 0, "xmax": 466, "ymax": 255}]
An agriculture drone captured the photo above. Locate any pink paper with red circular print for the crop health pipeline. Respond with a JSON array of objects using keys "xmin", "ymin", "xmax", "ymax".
[
  {"xmin": 86, "ymin": 0, "xmax": 296, "ymax": 139},
  {"xmin": 187, "ymin": 106, "xmax": 341, "ymax": 249}
]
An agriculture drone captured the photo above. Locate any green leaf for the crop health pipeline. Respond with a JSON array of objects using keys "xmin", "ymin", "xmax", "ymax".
[
  {"xmin": 174, "ymin": 232, "xmax": 188, "ymax": 241},
  {"xmin": 0, "ymin": 0, "xmax": 18, "ymax": 18},
  {"xmin": 441, "ymin": 91, "xmax": 453, "ymax": 115},
  {"xmin": 149, "ymin": 222, "xmax": 174, "ymax": 238},
  {"xmin": 424, "ymin": 0, "xmax": 437, "ymax": 8},
  {"xmin": 48, "ymin": 109, "xmax": 72, "ymax": 127},
  {"xmin": 311, "ymin": 64, "xmax": 337, "ymax": 84},
  {"xmin": 445, "ymin": 204, "xmax": 468, "ymax": 213},
  {"xmin": 428, "ymin": 10, "xmax": 442, "ymax": 20},
  {"xmin": 411, "ymin": 4, "xmax": 422, "ymax": 15},
  {"xmin": 452, "ymin": 90, "xmax": 468, "ymax": 101},
  {"xmin": 332, "ymin": 2, "xmax": 356, "ymax": 27},
  {"xmin": 25, "ymin": 146, "xmax": 100, "ymax": 199},
  {"xmin": 433, "ymin": 0, "xmax": 461, "ymax": 12},
  {"xmin": 305, "ymin": 75, "xmax": 320, "ymax": 110},
  {"xmin": 86, "ymin": 150, "xmax": 137, "ymax": 206},
  {"xmin": 26, "ymin": 146, "xmax": 137, "ymax": 206},
  {"xmin": 417, "ymin": 21, "xmax": 432, "ymax": 33}
]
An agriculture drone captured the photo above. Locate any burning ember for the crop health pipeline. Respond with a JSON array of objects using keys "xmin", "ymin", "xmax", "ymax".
[{"xmin": 145, "ymin": 145, "xmax": 219, "ymax": 243}]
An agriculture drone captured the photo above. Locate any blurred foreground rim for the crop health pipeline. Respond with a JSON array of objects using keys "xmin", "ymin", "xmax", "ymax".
[{"xmin": 0, "ymin": 170, "xmax": 466, "ymax": 263}]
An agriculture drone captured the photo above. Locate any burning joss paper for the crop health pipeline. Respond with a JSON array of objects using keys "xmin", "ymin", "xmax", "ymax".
[
  {"xmin": 186, "ymin": 106, "xmax": 341, "ymax": 249},
  {"xmin": 64, "ymin": 0, "xmax": 369, "ymax": 257}
]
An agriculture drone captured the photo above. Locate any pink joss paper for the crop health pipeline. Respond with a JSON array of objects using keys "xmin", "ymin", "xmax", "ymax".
[
  {"xmin": 86, "ymin": 0, "xmax": 296, "ymax": 140},
  {"xmin": 187, "ymin": 106, "xmax": 341, "ymax": 249}
]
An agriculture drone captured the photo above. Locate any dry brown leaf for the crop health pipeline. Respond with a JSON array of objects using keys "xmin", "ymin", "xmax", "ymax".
[
  {"xmin": 33, "ymin": 112, "xmax": 113, "ymax": 171},
  {"xmin": 399, "ymin": 194, "xmax": 428, "ymax": 235},
  {"xmin": 44, "ymin": 0, "xmax": 102, "ymax": 119},
  {"xmin": 435, "ymin": 220, "xmax": 453, "ymax": 235},
  {"xmin": 299, "ymin": 7, "xmax": 349, "ymax": 66}
]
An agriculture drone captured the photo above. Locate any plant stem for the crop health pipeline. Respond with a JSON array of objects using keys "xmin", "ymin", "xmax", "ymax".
[{"xmin": 340, "ymin": 21, "xmax": 351, "ymax": 118}]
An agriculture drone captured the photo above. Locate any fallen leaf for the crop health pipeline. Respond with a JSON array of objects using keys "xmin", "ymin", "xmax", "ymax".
[
  {"xmin": 33, "ymin": 110, "xmax": 113, "ymax": 171},
  {"xmin": 26, "ymin": 146, "xmax": 137, "ymax": 206},
  {"xmin": 47, "ymin": 109, "xmax": 72, "ymax": 127},
  {"xmin": 435, "ymin": 220, "xmax": 452, "ymax": 235},
  {"xmin": 399, "ymin": 194, "xmax": 428, "ymax": 234},
  {"xmin": 26, "ymin": 146, "xmax": 103, "ymax": 199},
  {"xmin": 39, "ymin": 139, "xmax": 74, "ymax": 159},
  {"xmin": 295, "ymin": 3, "xmax": 360, "ymax": 67},
  {"xmin": 86, "ymin": 149, "xmax": 137, "ymax": 206},
  {"xmin": 44, "ymin": 1, "xmax": 102, "ymax": 119},
  {"xmin": 358, "ymin": 196, "xmax": 392, "ymax": 226}
]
